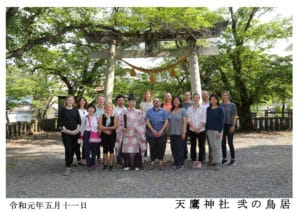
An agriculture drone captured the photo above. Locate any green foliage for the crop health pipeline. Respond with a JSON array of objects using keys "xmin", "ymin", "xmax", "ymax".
[
  {"xmin": 199, "ymin": 7, "xmax": 292, "ymax": 130},
  {"xmin": 107, "ymin": 7, "xmax": 222, "ymax": 33},
  {"xmin": 6, "ymin": 7, "xmax": 292, "ymax": 127}
]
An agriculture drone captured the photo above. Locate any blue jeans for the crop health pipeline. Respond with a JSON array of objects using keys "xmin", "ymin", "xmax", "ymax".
[
  {"xmin": 83, "ymin": 131, "xmax": 100, "ymax": 168},
  {"xmin": 222, "ymin": 124, "xmax": 235, "ymax": 159}
]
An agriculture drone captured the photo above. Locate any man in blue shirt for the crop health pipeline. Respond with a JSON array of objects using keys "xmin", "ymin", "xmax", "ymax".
[{"xmin": 145, "ymin": 98, "xmax": 169, "ymax": 170}]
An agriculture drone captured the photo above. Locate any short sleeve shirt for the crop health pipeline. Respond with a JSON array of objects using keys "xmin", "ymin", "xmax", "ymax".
[
  {"xmin": 168, "ymin": 108, "xmax": 188, "ymax": 135},
  {"xmin": 220, "ymin": 102, "xmax": 237, "ymax": 125},
  {"xmin": 145, "ymin": 108, "xmax": 169, "ymax": 137}
]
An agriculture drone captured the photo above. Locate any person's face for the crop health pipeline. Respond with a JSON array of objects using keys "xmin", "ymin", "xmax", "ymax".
[
  {"xmin": 209, "ymin": 97, "xmax": 218, "ymax": 106},
  {"xmin": 173, "ymin": 98, "xmax": 181, "ymax": 108},
  {"xmin": 88, "ymin": 107, "xmax": 95, "ymax": 115},
  {"xmin": 202, "ymin": 92, "xmax": 209, "ymax": 101},
  {"xmin": 128, "ymin": 100, "xmax": 135, "ymax": 108},
  {"xmin": 145, "ymin": 92, "xmax": 151, "ymax": 101},
  {"xmin": 105, "ymin": 104, "xmax": 113, "ymax": 114},
  {"xmin": 193, "ymin": 95, "xmax": 200, "ymax": 104},
  {"xmin": 79, "ymin": 99, "xmax": 86, "ymax": 107},
  {"xmin": 165, "ymin": 93, "xmax": 172, "ymax": 102},
  {"xmin": 222, "ymin": 93, "xmax": 229, "ymax": 101},
  {"xmin": 97, "ymin": 97, "xmax": 105, "ymax": 105},
  {"xmin": 184, "ymin": 92, "xmax": 191, "ymax": 101},
  {"xmin": 66, "ymin": 97, "xmax": 74, "ymax": 107},
  {"xmin": 117, "ymin": 98, "xmax": 124, "ymax": 107},
  {"xmin": 153, "ymin": 98, "xmax": 161, "ymax": 108}
]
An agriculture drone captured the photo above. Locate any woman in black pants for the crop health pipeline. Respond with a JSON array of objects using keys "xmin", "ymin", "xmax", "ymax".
[
  {"xmin": 58, "ymin": 95, "xmax": 81, "ymax": 176},
  {"xmin": 98, "ymin": 103, "xmax": 118, "ymax": 170}
]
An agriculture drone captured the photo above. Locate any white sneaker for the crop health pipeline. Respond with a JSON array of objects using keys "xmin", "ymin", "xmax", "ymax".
[
  {"xmin": 123, "ymin": 167, "xmax": 130, "ymax": 171},
  {"xmin": 196, "ymin": 161, "xmax": 202, "ymax": 168},
  {"xmin": 134, "ymin": 167, "xmax": 139, "ymax": 171}
]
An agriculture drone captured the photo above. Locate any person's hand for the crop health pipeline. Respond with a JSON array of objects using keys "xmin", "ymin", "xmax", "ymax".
[
  {"xmin": 61, "ymin": 127, "xmax": 71, "ymax": 134},
  {"xmin": 70, "ymin": 129, "xmax": 79, "ymax": 135},
  {"xmin": 181, "ymin": 132, "xmax": 186, "ymax": 140},
  {"xmin": 99, "ymin": 126, "xmax": 106, "ymax": 131},
  {"xmin": 157, "ymin": 130, "xmax": 164, "ymax": 137},
  {"xmin": 229, "ymin": 126, "xmax": 235, "ymax": 133},
  {"xmin": 215, "ymin": 132, "xmax": 221, "ymax": 140}
]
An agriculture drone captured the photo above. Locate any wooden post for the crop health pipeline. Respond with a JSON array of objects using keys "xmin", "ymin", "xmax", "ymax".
[
  {"xmin": 188, "ymin": 40, "xmax": 201, "ymax": 96},
  {"xmin": 104, "ymin": 40, "xmax": 116, "ymax": 103}
]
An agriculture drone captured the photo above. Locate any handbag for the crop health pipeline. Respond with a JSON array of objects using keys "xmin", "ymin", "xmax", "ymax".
[{"xmin": 87, "ymin": 116, "xmax": 101, "ymax": 143}]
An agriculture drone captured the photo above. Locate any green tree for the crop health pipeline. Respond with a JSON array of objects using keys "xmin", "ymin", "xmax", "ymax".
[{"xmin": 201, "ymin": 7, "xmax": 292, "ymax": 130}]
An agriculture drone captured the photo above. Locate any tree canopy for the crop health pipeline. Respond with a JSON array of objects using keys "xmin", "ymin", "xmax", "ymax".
[{"xmin": 6, "ymin": 7, "xmax": 292, "ymax": 130}]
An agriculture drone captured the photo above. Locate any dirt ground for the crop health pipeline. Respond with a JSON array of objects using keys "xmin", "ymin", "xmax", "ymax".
[{"xmin": 6, "ymin": 131, "xmax": 293, "ymax": 198}]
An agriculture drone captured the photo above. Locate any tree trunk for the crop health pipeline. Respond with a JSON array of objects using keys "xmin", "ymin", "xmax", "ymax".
[
  {"xmin": 281, "ymin": 99, "xmax": 285, "ymax": 118},
  {"xmin": 42, "ymin": 96, "xmax": 54, "ymax": 119},
  {"xmin": 237, "ymin": 102, "xmax": 253, "ymax": 131},
  {"xmin": 232, "ymin": 48, "xmax": 253, "ymax": 131},
  {"xmin": 6, "ymin": 110, "xmax": 10, "ymax": 123}
]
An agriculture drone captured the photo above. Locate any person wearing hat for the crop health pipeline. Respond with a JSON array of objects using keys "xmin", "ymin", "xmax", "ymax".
[{"xmin": 115, "ymin": 94, "xmax": 147, "ymax": 171}]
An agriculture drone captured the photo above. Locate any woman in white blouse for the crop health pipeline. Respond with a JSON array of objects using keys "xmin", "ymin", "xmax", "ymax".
[
  {"xmin": 82, "ymin": 104, "xmax": 101, "ymax": 171},
  {"xmin": 187, "ymin": 93, "xmax": 207, "ymax": 168}
]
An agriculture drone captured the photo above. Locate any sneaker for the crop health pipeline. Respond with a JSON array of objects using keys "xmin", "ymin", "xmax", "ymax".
[
  {"xmin": 228, "ymin": 159, "xmax": 236, "ymax": 166},
  {"xmin": 171, "ymin": 164, "xmax": 177, "ymax": 169},
  {"xmin": 134, "ymin": 167, "xmax": 140, "ymax": 171},
  {"xmin": 71, "ymin": 163, "xmax": 78, "ymax": 167},
  {"xmin": 63, "ymin": 167, "xmax": 71, "ymax": 176},
  {"xmin": 176, "ymin": 165, "xmax": 183, "ymax": 170},
  {"xmin": 195, "ymin": 161, "xmax": 202, "ymax": 169},
  {"xmin": 214, "ymin": 164, "xmax": 221, "ymax": 171},
  {"xmin": 88, "ymin": 165, "xmax": 96, "ymax": 172},
  {"xmin": 192, "ymin": 161, "xmax": 198, "ymax": 168},
  {"xmin": 123, "ymin": 167, "xmax": 130, "ymax": 171},
  {"xmin": 221, "ymin": 159, "xmax": 228, "ymax": 165}
]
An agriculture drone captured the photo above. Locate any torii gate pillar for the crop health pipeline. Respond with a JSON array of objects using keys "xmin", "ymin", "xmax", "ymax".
[
  {"xmin": 103, "ymin": 40, "xmax": 116, "ymax": 102},
  {"xmin": 188, "ymin": 40, "xmax": 202, "ymax": 96}
]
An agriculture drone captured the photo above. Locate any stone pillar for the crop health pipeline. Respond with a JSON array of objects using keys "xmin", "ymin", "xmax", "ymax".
[
  {"xmin": 104, "ymin": 40, "xmax": 116, "ymax": 102},
  {"xmin": 188, "ymin": 40, "xmax": 202, "ymax": 96}
]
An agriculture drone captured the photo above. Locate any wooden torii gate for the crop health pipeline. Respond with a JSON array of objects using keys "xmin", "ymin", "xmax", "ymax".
[{"xmin": 85, "ymin": 21, "xmax": 227, "ymax": 102}]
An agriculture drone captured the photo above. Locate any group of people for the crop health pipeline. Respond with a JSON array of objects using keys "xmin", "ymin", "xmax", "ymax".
[{"xmin": 58, "ymin": 90, "xmax": 237, "ymax": 176}]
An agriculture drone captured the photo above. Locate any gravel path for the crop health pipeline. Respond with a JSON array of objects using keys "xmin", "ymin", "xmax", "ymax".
[{"xmin": 6, "ymin": 131, "xmax": 292, "ymax": 198}]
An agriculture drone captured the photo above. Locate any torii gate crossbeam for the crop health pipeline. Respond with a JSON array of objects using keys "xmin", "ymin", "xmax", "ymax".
[{"xmin": 86, "ymin": 21, "xmax": 227, "ymax": 102}]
